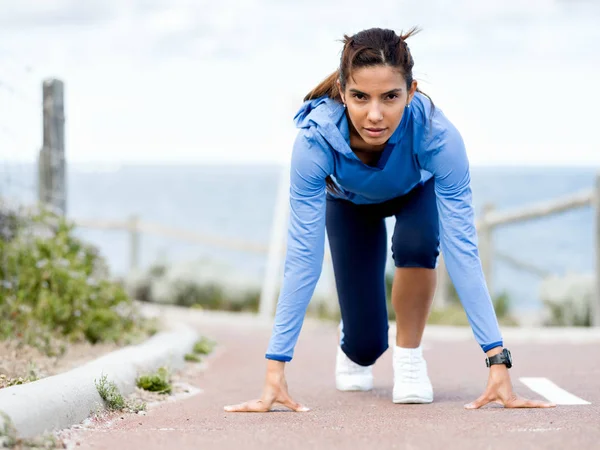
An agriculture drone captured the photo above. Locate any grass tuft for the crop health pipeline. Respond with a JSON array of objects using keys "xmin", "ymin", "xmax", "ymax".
[{"xmin": 136, "ymin": 367, "xmax": 172, "ymax": 395}]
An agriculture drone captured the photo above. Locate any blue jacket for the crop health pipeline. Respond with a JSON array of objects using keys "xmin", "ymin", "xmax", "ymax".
[{"xmin": 266, "ymin": 92, "xmax": 503, "ymax": 361}]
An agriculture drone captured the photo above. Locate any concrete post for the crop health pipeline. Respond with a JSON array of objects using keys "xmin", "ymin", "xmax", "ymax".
[
  {"xmin": 594, "ymin": 173, "xmax": 600, "ymax": 327},
  {"xmin": 129, "ymin": 215, "xmax": 140, "ymax": 274},
  {"xmin": 479, "ymin": 203, "xmax": 495, "ymax": 298}
]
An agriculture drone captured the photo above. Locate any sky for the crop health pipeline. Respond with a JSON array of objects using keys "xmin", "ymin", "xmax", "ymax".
[{"xmin": 1, "ymin": 0, "xmax": 599, "ymax": 167}]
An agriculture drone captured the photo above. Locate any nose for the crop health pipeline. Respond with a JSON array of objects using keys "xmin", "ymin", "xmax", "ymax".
[{"xmin": 367, "ymin": 103, "xmax": 383, "ymax": 123}]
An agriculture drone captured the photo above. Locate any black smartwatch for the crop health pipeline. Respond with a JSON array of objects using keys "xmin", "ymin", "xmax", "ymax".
[{"xmin": 485, "ymin": 348, "xmax": 512, "ymax": 368}]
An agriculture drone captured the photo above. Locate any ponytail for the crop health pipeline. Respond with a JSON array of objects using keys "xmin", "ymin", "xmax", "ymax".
[{"xmin": 303, "ymin": 70, "xmax": 342, "ymax": 102}]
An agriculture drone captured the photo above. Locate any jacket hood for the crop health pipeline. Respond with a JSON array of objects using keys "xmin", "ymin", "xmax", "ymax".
[
  {"xmin": 293, "ymin": 96, "xmax": 354, "ymax": 156},
  {"xmin": 293, "ymin": 95, "xmax": 410, "ymax": 156}
]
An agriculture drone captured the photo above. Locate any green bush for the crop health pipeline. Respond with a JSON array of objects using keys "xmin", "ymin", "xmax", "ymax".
[
  {"xmin": 126, "ymin": 262, "xmax": 261, "ymax": 312},
  {"xmin": 0, "ymin": 203, "xmax": 152, "ymax": 354}
]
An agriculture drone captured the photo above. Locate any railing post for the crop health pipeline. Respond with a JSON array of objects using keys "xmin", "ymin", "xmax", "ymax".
[
  {"xmin": 434, "ymin": 254, "xmax": 450, "ymax": 308},
  {"xmin": 479, "ymin": 203, "xmax": 495, "ymax": 298},
  {"xmin": 594, "ymin": 173, "xmax": 600, "ymax": 327},
  {"xmin": 38, "ymin": 78, "xmax": 66, "ymax": 215},
  {"xmin": 129, "ymin": 215, "xmax": 140, "ymax": 274},
  {"xmin": 259, "ymin": 165, "xmax": 290, "ymax": 320}
]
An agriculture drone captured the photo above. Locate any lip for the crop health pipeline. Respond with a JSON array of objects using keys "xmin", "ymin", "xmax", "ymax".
[{"xmin": 364, "ymin": 127, "xmax": 387, "ymax": 138}]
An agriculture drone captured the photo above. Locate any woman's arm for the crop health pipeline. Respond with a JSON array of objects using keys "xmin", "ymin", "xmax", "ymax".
[
  {"xmin": 416, "ymin": 109, "xmax": 503, "ymax": 353},
  {"xmin": 414, "ymin": 102, "xmax": 555, "ymax": 410},
  {"xmin": 223, "ymin": 129, "xmax": 328, "ymax": 414},
  {"xmin": 265, "ymin": 129, "xmax": 331, "ymax": 362}
]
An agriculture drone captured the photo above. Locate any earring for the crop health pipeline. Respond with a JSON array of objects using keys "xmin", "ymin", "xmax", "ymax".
[{"xmin": 406, "ymin": 103, "xmax": 411, "ymax": 108}]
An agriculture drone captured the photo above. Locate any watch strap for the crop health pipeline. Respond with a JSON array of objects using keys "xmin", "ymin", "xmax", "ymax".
[{"xmin": 485, "ymin": 349, "xmax": 512, "ymax": 368}]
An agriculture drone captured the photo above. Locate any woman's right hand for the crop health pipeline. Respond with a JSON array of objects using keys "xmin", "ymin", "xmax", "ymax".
[{"xmin": 223, "ymin": 360, "xmax": 310, "ymax": 413}]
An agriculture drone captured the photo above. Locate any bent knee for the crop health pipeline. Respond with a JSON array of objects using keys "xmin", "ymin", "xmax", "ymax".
[
  {"xmin": 342, "ymin": 336, "xmax": 389, "ymax": 366},
  {"xmin": 391, "ymin": 229, "xmax": 439, "ymax": 269}
]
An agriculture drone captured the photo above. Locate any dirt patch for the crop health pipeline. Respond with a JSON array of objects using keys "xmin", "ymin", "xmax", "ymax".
[{"xmin": 0, "ymin": 340, "xmax": 120, "ymax": 389}]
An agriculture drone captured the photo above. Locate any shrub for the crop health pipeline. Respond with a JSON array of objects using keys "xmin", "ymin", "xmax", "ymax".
[
  {"xmin": 381, "ymin": 272, "xmax": 518, "ymax": 326},
  {"xmin": 0, "ymin": 203, "xmax": 152, "ymax": 354},
  {"xmin": 123, "ymin": 260, "xmax": 261, "ymax": 312},
  {"xmin": 540, "ymin": 273, "xmax": 593, "ymax": 326}
]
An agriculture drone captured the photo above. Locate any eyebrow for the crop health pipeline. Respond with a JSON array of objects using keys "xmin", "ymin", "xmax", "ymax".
[{"xmin": 349, "ymin": 88, "xmax": 403, "ymax": 96}]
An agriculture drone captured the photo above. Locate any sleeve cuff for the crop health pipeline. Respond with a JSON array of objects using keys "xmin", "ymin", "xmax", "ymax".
[
  {"xmin": 481, "ymin": 341, "xmax": 503, "ymax": 352},
  {"xmin": 265, "ymin": 354, "xmax": 292, "ymax": 362}
]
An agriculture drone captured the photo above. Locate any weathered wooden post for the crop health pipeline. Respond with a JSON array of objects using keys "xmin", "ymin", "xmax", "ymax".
[
  {"xmin": 129, "ymin": 215, "xmax": 140, "ymax": 274},
  {"xmin": 594, "ymin": 173, "xmax": 600, "ymax": 327},
  {"xmin": 38, "ymin": 79, "xmax": 66, "ymax": 215},
  {"xmin": 479, "ymin": 203, "xmax": 495, "ymax": 298}
]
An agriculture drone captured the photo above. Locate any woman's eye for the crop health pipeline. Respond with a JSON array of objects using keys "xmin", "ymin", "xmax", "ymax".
[
  {"xmin": 352, "ymin": 93, "xmax": 366, "ymax": 100},
  {"xmin": 386, "ymin": 94, "xmax": 399, "ymax": 100}
]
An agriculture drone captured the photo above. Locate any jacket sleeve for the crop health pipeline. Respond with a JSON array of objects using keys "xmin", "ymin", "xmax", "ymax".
[
  {"xmin": 417, "ymin": 110, "xmax": 504, "ymax": 352},
  {"xmin": 265, "ymin": 130, "xmax": 331, "ymax": 361}
]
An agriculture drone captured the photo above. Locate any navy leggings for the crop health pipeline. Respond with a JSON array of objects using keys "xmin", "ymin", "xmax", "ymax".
[{"xmin": 325, "ymin": 178, "xmax": 440, "ymax": 366}]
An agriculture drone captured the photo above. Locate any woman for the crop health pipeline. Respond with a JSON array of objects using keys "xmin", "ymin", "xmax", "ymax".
[{"xmin": 225, "ymin": 27, "xmax": 555, "ymax": 412}]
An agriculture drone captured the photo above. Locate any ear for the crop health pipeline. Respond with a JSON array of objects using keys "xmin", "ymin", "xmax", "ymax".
[
  {"xmin": 407, "ymin": 80, "xmax": 418, "ymax": 104},
  {"xmin": 336, "ymin": 79, "xmax": 345, "ymax": 104}
]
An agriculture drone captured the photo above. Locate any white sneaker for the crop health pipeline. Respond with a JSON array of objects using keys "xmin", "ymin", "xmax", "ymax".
[
  {"xmin": 392, "ymin": 345, "xmax": 433, "ymax": 403},
  {"xmin": 335, "ymin": 346, "xmax": 374, "ymax": 391}
]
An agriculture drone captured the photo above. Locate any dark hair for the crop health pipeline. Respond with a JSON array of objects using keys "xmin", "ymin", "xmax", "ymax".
[{"xmin": 304, "ymin": 27, "xmax": 434, "ymax": 195}]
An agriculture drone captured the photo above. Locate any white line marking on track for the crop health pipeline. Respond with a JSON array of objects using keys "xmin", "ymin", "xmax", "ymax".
[
  {"xmin": 510, "ymin": 427, "xmax": 562, "ymax": 433},
  {"xmin": 519, "ymin": 377, "xmax": 591, "ymax": 405}
]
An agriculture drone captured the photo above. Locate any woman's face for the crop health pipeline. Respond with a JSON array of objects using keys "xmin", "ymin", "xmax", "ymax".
[{"xmin": 339, "ymin": 65, "xmax": 417, "ymax": 149}]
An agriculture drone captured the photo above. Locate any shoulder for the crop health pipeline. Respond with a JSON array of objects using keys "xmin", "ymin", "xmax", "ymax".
[
  {"xmin": 411, "ymin": 92, "xmax": 464, "ymax": 153},
  {"xmin": 291, "ymin": 127, "xmax": 333, "ymax": 178}
]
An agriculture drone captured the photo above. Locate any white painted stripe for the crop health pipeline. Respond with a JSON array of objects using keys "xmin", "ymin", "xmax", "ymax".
[{"xmin": 519, "ymin": 377, "xmax": 591, "ymax": 405}]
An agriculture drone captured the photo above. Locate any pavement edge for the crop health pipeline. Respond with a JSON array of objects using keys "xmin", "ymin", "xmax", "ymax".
[{"xmin": 0, "ymin": 323, "xmax": 199, "ymax": 439}]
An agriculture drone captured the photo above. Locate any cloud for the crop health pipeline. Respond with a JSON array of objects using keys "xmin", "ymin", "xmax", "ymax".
[
  {"xmin": 0, "ymin": 0, "xmax": 118, "ymax": 28},
  {"xmin": 0, "ymin": 0, "xmax": 598, "ymax": 165}
]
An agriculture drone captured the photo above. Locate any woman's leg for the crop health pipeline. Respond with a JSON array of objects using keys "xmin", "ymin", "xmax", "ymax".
[
  {"xmin": 390, "ymin": 179, "xmax": 440, "ymax": 347},
  {"xmin": 326, "ymin": 196, "xmax": 389, "ymax": 367},
  {"xmin": 391, "ymin": 269, "xmax": 436, "ymax": 347},
  {"xmin": 388, "ymin": 179, "xmax": 439, "ymax": 403}
]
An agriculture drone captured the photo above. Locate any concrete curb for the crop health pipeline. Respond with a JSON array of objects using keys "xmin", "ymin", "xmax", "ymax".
[{"xmin": 0, "ymin": 324, "xmax": 199, "ymax": 439}]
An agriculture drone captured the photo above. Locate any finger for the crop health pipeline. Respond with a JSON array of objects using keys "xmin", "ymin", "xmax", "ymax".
[
  {"xmin": 504, "ymin": 396, "xmax": 557, "ymax": 409},
  {"xmin": 224, "ymin": 399, "xmax": 270, "ymax": 413},
  {"xmin": 276, "ymin": 392, "xmax": 310, "ymax": 412},
  {"xmin": 464, "ymin": 393, "xmax": 495, "ymax": 410}
]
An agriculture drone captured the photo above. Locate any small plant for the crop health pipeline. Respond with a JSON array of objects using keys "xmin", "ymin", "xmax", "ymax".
[
  {"xmin": 193, "ymin": 337, "xmax": 215, "ymax": 355},
  {"xmin": 0, "ymin": 411, "xmax": 17, "ymax": 448},
  {"xmin": 184, "ymin": 353, "xmax": 201, "ymax": 363},
  {"xmin": 12, "ymin": 433, "xmax": 66, "ymax": 449},
  {"xmin": 136, "ymin": 367, "xmax": 172, "ymax": 395},
  {"xmin": 125, "ymin": 399, "xmax": 147, "ymax": 414},
  {"xmin": 95, "ymin": 374, "xmax": 125, "ymax": 411}
]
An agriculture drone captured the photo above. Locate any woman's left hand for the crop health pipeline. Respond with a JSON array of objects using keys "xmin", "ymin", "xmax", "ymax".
[{"xmin": 465, "ymin": 364, "xmax": 556, "ymax": 409}]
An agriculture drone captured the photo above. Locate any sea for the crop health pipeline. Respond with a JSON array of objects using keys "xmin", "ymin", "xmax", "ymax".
[{"xmin": 0, "ymin": 164, "xmax": 596, "ymax": 316}]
